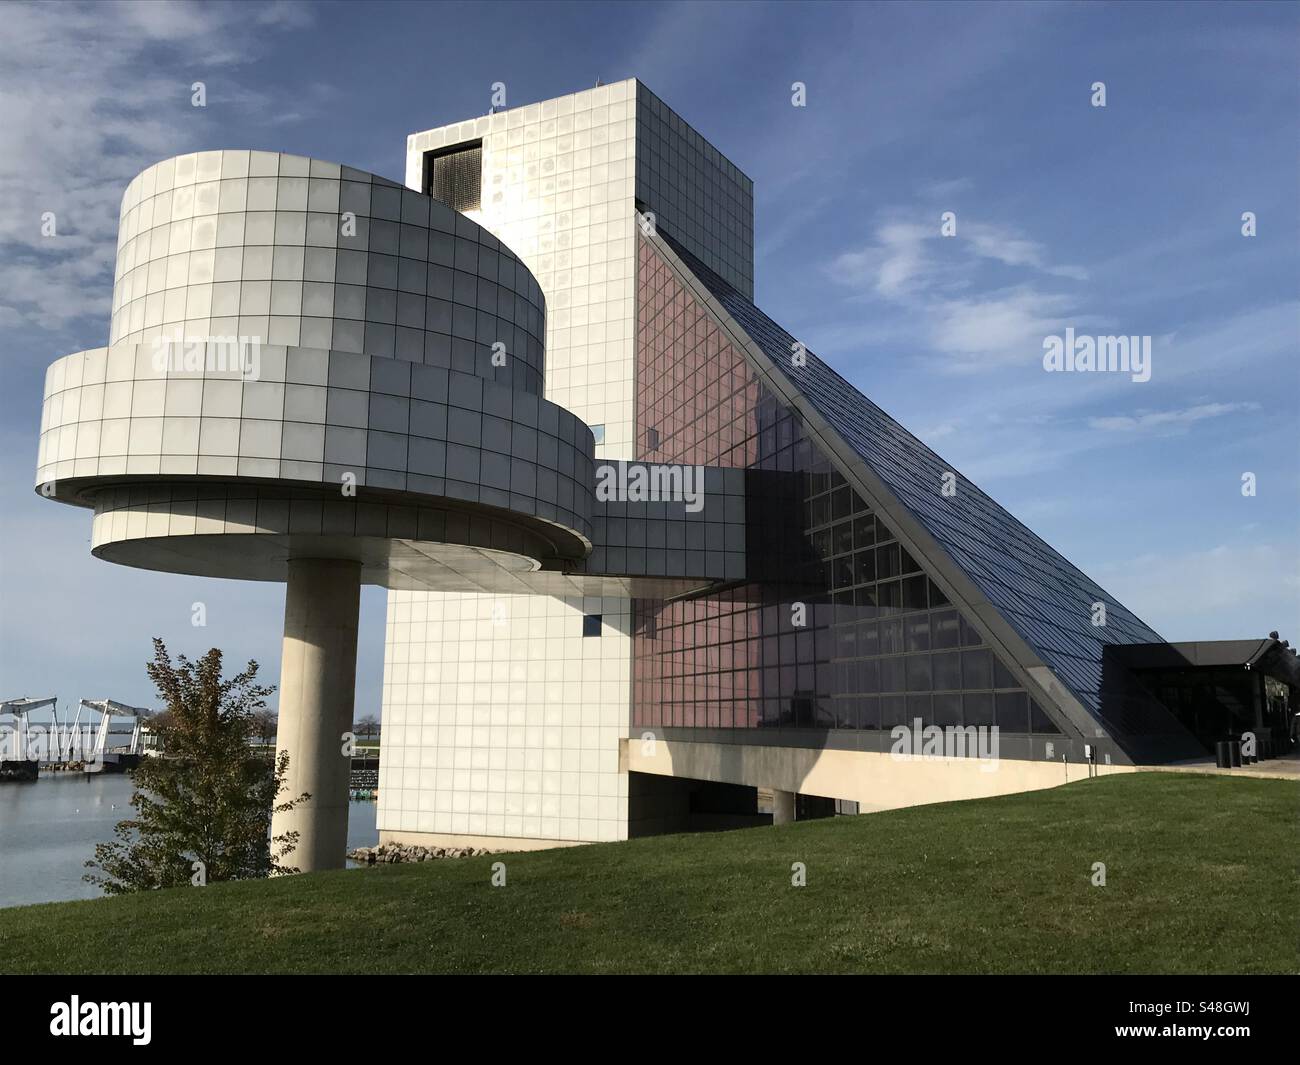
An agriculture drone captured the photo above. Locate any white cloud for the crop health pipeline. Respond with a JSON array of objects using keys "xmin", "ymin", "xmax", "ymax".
[
  {"xmin": 0, "ymin": 1, "xmax": 317, "ymax": 336},
  {"xmin": 1088, "ymin": 401, "xmax": 1260, "ymax": 433},
  {"xmin": 928, "ymin": 285, "xmax": 1074, "ymax": 361},
  {"xmin": 827, "ymin": 213, "xmax": 1091, "ymax": 365},
  {"xmin": 963, "ymin": 221, "xmax": 1088, "ymax": 280}
]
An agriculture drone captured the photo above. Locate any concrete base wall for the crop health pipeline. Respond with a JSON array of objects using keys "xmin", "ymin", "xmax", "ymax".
[
  {"xmin": 378, "ymin": 829, "xmax": 585, "ymax": 853},
  {"xmin": 625, "ymin": 737, "xmax": 1133, "ymax": 813}
]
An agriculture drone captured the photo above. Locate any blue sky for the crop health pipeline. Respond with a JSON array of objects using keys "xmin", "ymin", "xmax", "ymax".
[{"xmin": 0, "ymin": 0, "xmax": 1295, "ymax": 714}]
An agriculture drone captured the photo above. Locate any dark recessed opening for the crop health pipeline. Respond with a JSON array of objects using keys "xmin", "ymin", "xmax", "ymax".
[{"xmin": 424, "ymin": 141, "xmax": 482, "ymax": 213}]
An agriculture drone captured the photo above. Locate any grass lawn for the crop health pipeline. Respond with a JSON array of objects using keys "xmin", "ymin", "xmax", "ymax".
[{"xmin": 0, "ymin": 773, "xmax": 1295, "ymax": 974}]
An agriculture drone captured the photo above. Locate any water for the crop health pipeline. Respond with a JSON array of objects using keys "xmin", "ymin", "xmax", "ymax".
[{"xmin": 0, "ymin": 773, "xmax": 379, "ymax": 909}]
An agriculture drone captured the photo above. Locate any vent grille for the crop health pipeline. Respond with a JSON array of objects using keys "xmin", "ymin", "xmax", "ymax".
[{"xmin": 427, "ymin": 143, "xmax": 482, "ymax": 213}]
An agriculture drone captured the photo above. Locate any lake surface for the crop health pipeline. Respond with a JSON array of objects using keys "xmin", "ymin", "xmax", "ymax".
[{"xmin": 0, "ymin": 772, "xmax": 379, "ymax": 909}]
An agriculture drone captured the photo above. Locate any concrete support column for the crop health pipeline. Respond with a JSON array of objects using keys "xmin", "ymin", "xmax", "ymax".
[
  {"xmin": 272, "ymin": 557, "xmax": 362, "ymax": 873},
  {"xmin": 772, "ymin": 788, "xmax": 795, "ymax": 825}
]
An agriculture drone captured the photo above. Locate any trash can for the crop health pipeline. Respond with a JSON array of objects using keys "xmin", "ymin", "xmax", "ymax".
[
  {"xmin": 1215, "ymin": 740, "xmax": 1232, "ymax": 769},
  {"xmin": 1228, "ymin": 740, "xmax": 1242, "ymax": 767}
]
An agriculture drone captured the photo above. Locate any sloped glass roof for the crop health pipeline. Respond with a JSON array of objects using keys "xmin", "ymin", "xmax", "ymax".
[{"xmin": 660, "ymin": 234, "xmax": 1169, "ymax": 730}]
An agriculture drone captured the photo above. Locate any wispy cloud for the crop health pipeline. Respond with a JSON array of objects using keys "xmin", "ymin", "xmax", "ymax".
[
  {"xmin": 828, "ymin": 212, "xmax": 1090, "ymax": 363},
  {"xmin": 0, "ymin": 1, "xmax": 318, "ymax": 338},
  {"xmin": 1088, "ymin": 401, "xmax": 1260, "ymax": 433}
]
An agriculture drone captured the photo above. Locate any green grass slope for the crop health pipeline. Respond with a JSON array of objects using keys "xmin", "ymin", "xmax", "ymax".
[{"xmin": 1, "ymin": 773, "xmax": 1295, "ymax": 974}]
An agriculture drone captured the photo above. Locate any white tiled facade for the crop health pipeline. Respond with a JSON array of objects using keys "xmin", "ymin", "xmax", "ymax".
[{"xmin": 378, "ymin": 80, "xmax": 754, "ymax": 846}]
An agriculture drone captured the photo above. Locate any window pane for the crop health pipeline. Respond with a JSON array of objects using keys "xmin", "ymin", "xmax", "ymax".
[
  {"xmin": 1030, "ymin": 700, "xmax": 1061, "ymax": 734},
  {"xmin": 996, "ymin": 690, "xmax": 1029, "ymax": 732},
  {"xmin": 932, "ymin": 692, "xmax": 961, "ymax": 727},
  {"xmin": 993, "ymin": 655, "xmax": 1018, "ymax": 689},
  {"xmin": 964, "ymin": 692, "xmax": 994, "ymax": 727},
  {"xmin": 931, "ymin": 609, "xmax": 960, "ymax": 649},
  {"xmin": 904, "ymin": 612, "xmax": 930, "ymax": 651},
  {"xmin": 880, "ymin": 618, "xmax": 904, "ymax": 653},
  {"xmin": 906, "ymin": 654, "xmax": 932, "ymax": 692},
  {"xmin": 879, "ymin": 656, "xmax": 905, "ymax": 693},
  {"xmin": 962, "ymin": 648, "xmax": 993, "ymax": 689},
  {"xmin": 932, "ymin": 651, "xmax": 961, "ymax": 690}
]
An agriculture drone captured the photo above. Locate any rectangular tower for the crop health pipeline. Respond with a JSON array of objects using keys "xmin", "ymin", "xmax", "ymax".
[{"xmin": 378, "ymin": 79, "xmax": 754, "ymax": 848}]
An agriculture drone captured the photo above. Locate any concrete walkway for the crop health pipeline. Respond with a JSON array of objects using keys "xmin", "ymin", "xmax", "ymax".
[{"xmin": 1135, "ymin": 751, "xmax": 1300, "ymax": 781}]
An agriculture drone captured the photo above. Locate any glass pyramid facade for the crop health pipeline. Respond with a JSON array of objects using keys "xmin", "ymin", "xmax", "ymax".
[{"xmin": 631, "ymin": 231, "xmax": 1205, "ymax": 764}]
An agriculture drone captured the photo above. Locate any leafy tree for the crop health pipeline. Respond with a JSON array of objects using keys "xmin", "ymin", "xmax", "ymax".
[
  {"xmin": 86, "ymin": 639, "xmax": 308, "ymax": 894},
  {"xmin": 353, "ymin": 714, "xmax": 380, "ymax": 742}
]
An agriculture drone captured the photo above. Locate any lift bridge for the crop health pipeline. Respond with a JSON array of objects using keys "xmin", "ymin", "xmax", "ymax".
[{"xmin": 0, "ymin": 697, "xmax": 155, "ymax": 779}]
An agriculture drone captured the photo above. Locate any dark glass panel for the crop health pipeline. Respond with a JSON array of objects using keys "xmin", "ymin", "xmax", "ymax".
[
  {"xmin": 906, "ymin": 654, "xmax": 932, "ymax": 692},
  {"xmin": 932, "ymin": 651, "xmax": 961, "ymax": 691},
  {"xmin": 1030, "ymin": 700, "xmax": 1061, "ymax": 734},
  {"xmin": 964, "ymin": 692, "xmax": 994, "ymax": 727},
  {"xmin": 901, "ymin": 575, "xmax": 927, "ymax": 610},
  {"xmin": 996, "ymin": 690, "xmax": 1030, "ymax": 732},
  {"xmin": 832, "ymin": 486, "xmax": 852, "ymax": 519},
  {"xmin": 854, "ymin": 514, "xmax": 876, "ymax": 548},
  {"xmin": 962, "ymin": 648, "xmax": 993, "ymax": 689},
  {"xmin": 993, "ymin": 655, "xmax": 1018, "ymax": 689},
  {"xmin": 857, "ymin": 620, "xmax": 880, "ymax": 656},
  {"xmin": 859, "ymin": 657, "xmax": 880, "ymax": 693},
  {"xmin": 932, "ymin": 692, "xmax": 962, "ymax": 727},
  {"xmin": 931, "ymin": 609, "xmax": 960, "ymax": 649},
  {"xmin": 877, "ymin": 542, "xmax": 900, "ymax": 578},
  {"xmin": 879, "ymin": 656, "xmax": 905, "ymax": 693},
  {"xmin": 855, "ymin": 549, "xmax": 877, "ymax": 583},
  {"xmin": 833, "ymin": 520, "xmax": 854, "ymax": 555},
  {"xmin": 880, "ymin": 618, "xmax": 904, "ymax": 654},
  {"xmin": 881, "ymin": 694, "xmax": 907, "ymax": 729},
  {"xmin": 835, "ymin": 623, "xmax": 857, "ymax": 658},
  {"xmin": 904, "ymin": 611, "xmax": 930, "ymax": 651}
]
